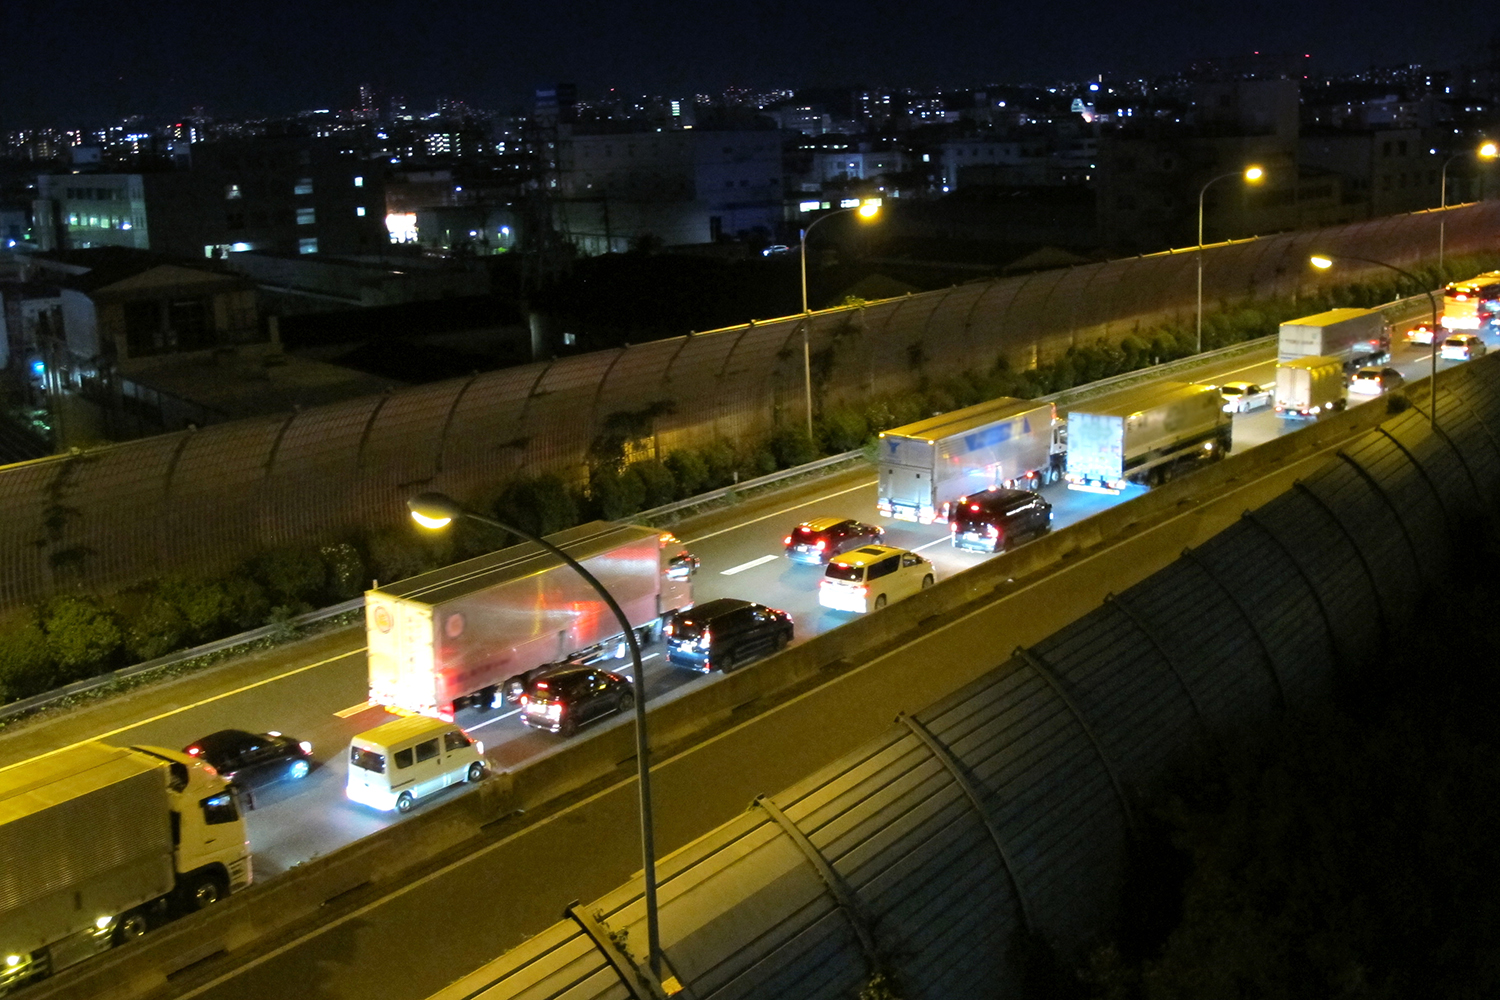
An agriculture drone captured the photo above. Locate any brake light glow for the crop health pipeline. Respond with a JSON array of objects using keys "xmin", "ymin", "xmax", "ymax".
[
  {"xmin": 299, "ymin": 741, "xmax": 313, "ymax": 754},
  {"xmin": 816, "ymin": 540, "xmax": 826, "ymax": 550},
  {"xmin": 186, "ymin": 747, "xmax": 200, "ymax": 756},
  {"xmin": 970, "ymin": 504, "xmax": 979, "ymax": 511},
  {"xmin": 783, "ymin": 536, "xmax": 792, "ymax": 545}
]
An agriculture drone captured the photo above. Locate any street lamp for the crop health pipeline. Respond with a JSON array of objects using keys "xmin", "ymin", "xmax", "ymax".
[
  {"xmin": 406, "ymin": 492, "xmax": 666, "ymax": 983},
  {"xmin": 1197, "ymin": 165, "xmax": 1265, "ymax": 353},
  {"xmin": 799, "ymin": 200, "xmax": 881, "ymax": 439},
  {"xmin": 1437, "ymin": 141, "xmax": 1498, "ymax": 273},
  {"xmin": 1310, "ymin": 254, "xmax": 1440, "ymax": 428}
]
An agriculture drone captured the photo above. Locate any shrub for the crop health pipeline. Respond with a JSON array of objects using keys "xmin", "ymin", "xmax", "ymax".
[
  {"xmin": 251, "ymin": 548, "xmax": 327, "ymax": 607},
  {"xmin": 41, "ymin": 594, "xmax": 122, "ymax": 681},
  {"xmin": 124, "ymin": 593, "xmax": 187, "ymax": 663},
  {"xmin": 588, "ymin": 464, "xmax": 646, "ymax": 520},
  {"xmin": 320, "ymin": 542, "xmax": 367, "ymax": 600},
  {"xmin": 743, "ymin": 447, "xmax": 777, "ymax": 478},
  {"xmin": 817, "ymin": 407, "xmax": 870, "ymax": 453},
  {"xmin": 632, "ymin": 459, "xmax": 677, "ymax": 509},
  {"xmin": 159, "ymin": 576, "xmax": 230, "ymax": 641},
  {"xmin": 494, "ymin": 474, "xmax": 580, "ymax": 539},
  {"xmin": 698, "ymin": 440, "xmax": 739, "ymax": 489},
  {"xmin": 767, "ymin": 427, "xmax": 817, "ymax": 469},
  {"xmin": 664, "ymin": 450, "xmax": 709, "ymax": 497},
  {"xmin": 365, "ymin": 526, "xmax": 436, "ymax": 584},
  {"xmin": 221, "ymin": 574, "xmax": 272, "ymax": 631},
  {"xmin": 0, "ymin": 617, "xmax": 55, "ymax": 701}
]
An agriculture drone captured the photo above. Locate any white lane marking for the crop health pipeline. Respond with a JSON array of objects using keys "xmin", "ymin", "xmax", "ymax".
[
  {"xmin": 466, "ymin": 709, "xmax": 521, "ymax": 732},
  {"xmin": 641, "ymin": 653, "xmax": 660, "ymax": 662},
  {"xmin": 684, "ymin": 480, "xmax": 875, "ymax": 544},
  {"xmin": 913, "ymin": 536, "xmax": 950, "ymax": 552},
  {"xmin": 334, "ymin": 700, "xmax": 375, "ymax": 718},
  {"xmin": 170, "ymin": 433, "xmax": 1357, "ymax": 1000},
  {"xmin": 721, "ymin": 554, "xmax": 778, "ymax": 576},
  {"xmin": 0, "ymin": 648, "xmax": 367, "ymax": 774}
]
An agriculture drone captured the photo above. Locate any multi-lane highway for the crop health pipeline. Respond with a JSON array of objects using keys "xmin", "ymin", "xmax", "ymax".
[{"xmin": 0, "ymin": 327, "xmax": 1466, "ymax": 884}]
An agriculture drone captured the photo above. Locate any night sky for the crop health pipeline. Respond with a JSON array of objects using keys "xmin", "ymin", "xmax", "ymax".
[{"xmin": 2, "ymin": 0, "xmax": 1487, "ymax": 127}]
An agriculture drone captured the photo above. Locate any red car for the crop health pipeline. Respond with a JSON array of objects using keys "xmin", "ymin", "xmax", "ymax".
[{"xmin": 784, "ymin": 517, "xmax": 884, "ymax": 564}]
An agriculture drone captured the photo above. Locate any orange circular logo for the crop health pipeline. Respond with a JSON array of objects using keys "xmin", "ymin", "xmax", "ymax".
[{"xmin": 373, "ymin": 605, "xmax": 393, "ymax": 633}]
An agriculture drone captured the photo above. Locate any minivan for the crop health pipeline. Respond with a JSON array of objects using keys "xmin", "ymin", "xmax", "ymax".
[
  {"xmin": 665, "ymin": 598, "xmax": 794, "ymax": 673},
  {"xmin": 949, "ymin": 487, "xmax": 1053, "ymax": 553},
  {"xmin": 1440, "ymin": 334, "xmax": 1486, "ymax": 361},
  {"xmin": 818, "ymin": 545, "xmax": 934, "ymax": 613},
  {"xmin": 345, "ymin": 715, "xmax": 486, "ymax": 814}
]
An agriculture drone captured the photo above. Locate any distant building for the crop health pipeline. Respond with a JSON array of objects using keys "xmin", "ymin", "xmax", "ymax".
[
  {"xmin": 1300, "ymin": 127, "xmax": 1444, "ymax": 217},
  {"xmin": 33, "ymin": 136, "xmax": 388, "ymax": 260},
  {"xmin": 556, "ymin": 129, "xmax": 783, "ymax": 251}
]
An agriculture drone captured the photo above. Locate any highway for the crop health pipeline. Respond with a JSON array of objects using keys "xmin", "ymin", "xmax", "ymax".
[{"xmin": 0, "ymin": 328, "xmax": 1463, "ymax": 887}]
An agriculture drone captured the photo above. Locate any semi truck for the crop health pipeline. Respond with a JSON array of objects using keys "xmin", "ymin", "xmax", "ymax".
[
  {"xmin": 1274, "ymin": 355, "xmax": 1347, "ymax": 419},
  {"xmin": 875, "ymin": 398, "xmax": 1060, "ymax": 524},
  {"xmin": 1277, "ymin": 308, "xmax": 1391, "ymax": 371},
  {"xmin": 0, "ymin": 742, "xmax": 251, "ymax": 993},
  {"xmin": 1064, "ymin": 381, "xmax": 1230, "ymax": 493},
  {"xmin": 365, "ymin": 522, "xmax": 699, "ymax": 719}
]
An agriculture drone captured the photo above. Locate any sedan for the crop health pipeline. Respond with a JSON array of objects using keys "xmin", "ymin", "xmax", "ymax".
[
  {"xmin": 1348, "ymin": 366, "xmax": 1405, "ymax": 396},
  {"xmin": 183, "ymin": 729, "xmax": 314, "ymax": 788},
  {"xmin": 1405, "ymin": 324, "xmax": 1441, "ymax": 346},
  {"xmin": 784, "ymin": 517, "xmax": 884, "ymax": 564},
  {"xmin": 1218, "ymin": 381, "xmax": 1273, "ymax": 413},
  {"xmin": 1440, "ymin": 335, "xmax": 1487, "ymax": 362}
]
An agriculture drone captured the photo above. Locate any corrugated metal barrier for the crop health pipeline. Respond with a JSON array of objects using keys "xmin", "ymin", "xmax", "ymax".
[
  {"xmin": 424, "ymin": 353, "xmax": 1500, "ymax": 999},
  {"xmin": 0, "ymin": 203, "xmax": 1495, "ymax": 609}
]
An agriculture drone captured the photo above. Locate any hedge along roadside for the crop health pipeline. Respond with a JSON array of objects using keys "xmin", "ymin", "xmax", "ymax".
[{"xmin": 0, "ymin": 267, "xmax": 1474, "ymax": 716}]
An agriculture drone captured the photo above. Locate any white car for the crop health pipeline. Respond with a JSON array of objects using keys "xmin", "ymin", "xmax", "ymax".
[
  {"xmin": 1405, "ymin": 324, "xmax": 1441, "ymax": 346},
  {"xmin": 761, "ymin": 244, "xmax": 792, "ymax": 257},
  {"xmin": 818, "ymin": 544, "xmax": 934, "ymax": 613},
  {"xmin": 1348, "ymin": 366, "xmax": 1404, "ymax": 396},
  {"xmin": 1217, "ymin": 381, "xmax": 1273, "ymax": 413},
  {"xmin": 1440, "ymin": 335, "xmax": 1487, "ymax": 362}
]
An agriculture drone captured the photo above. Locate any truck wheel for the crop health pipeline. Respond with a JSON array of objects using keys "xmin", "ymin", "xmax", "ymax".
[
  {"xmin": 396, "ymin": 792, "xmax": 414, "ymax": 814},
  {"xmin": 183, "ymin": 873, "xmax": 224, "ymax": 911},
  {"xmin": 115, "ymin": 911, "xmax": 150, "ymax": 944},
  {"xmin": 466, "ymin": 762, "xmax": 486, "ymax": 783}
]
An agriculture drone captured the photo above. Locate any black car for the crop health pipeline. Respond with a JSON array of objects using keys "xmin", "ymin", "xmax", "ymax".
[
  {"xmin": 518, "ymin": 666, "xmax": 634, "ymax": 737},
  {"xmin": 183, "ymin": 729, "xmax": 314, "ymax": 788},
  {"xmin": 665, "ymin": 598, "xmax": 794, "ymax": 673},
  {"xmin": 949, "ymin": 487, "xmax": 1052, "ymax": 553},
  {"xmin": 784, "ymin": 517, "xmax": 885, "ymax": 564}
]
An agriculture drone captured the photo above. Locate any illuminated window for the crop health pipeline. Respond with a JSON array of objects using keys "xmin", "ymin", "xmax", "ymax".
[
  {"xmin": 353, "ymin": 175, "xmax": 364, "ymax": 187},
  {"xmin": 296, "ymin": 208, "xmax": 316, "ymax": 225},
  {"xmin": 294, "ymin": 178, "xmax": 314, "ymax": 195},
  {"xmin": 226, "ymin": 183, "xmax": 242, "ymax": 199},
  {"xmin": 356, "ymin": 206, "xmax": 366, "ymax": 216},
  {"xmin": 298, "ymin": 237, "xmax": 318, "ymax": 254}
]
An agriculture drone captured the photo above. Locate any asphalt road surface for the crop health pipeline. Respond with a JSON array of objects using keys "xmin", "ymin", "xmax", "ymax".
[{"xmin": 0, "ymin": 329, "xmax": 1463, "ymax": 881}]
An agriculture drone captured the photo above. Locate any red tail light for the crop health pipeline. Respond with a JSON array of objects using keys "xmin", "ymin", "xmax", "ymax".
[
  {"xmin": 186, "ymin": 747, "xmax": 200, "ymax": 756},
  {"xmin": 815, "ymin": 540, "xmax": 826, "ymax": 550},
  {"xmin": 783, "ymin": 536, "xmax": 792, "ymax": 545}
]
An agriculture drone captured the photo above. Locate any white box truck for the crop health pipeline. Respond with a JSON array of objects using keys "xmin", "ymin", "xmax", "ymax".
[
  {"xmin": 1274, "ymin": 355, "xmax": 1347, "ymax": 419},
  {"xmin": 0, "ymin": 742, "xmax": 251, "ymax": 992},
  {"xmin": 875, "ymin": 398, "xmax": 1059, "ymax": 523},
  {"xmin": 1064, "ymin": 382, "xmax": 1231, "ymax": 493},
  {"xmin": 1277, "ymin": 308, "xmax": 1390, "ymax": 371},
  {"xmin": 365, "ymin": 522, "xmax": 698, "ymax": 719}
]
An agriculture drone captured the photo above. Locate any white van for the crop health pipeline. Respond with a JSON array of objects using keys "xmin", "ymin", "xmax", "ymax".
[
  {"xmin": 818, "ymin": 544, "xmax": 935, "ymax": 613},
  {"xmin": 345, "ymin": 715, "xmax": 486, "ymax": 814}
]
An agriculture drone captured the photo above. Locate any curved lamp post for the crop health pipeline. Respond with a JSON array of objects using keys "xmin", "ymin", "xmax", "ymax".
[
  {"xmin": 1310, "ymin": 254, "xmax": 1440, "ymax": 428},
  {"xmin": 407, "ymin": 492, "xmax": 664, "ymax": 981},
  {"xmin": 799, "ymin": 200, "xmax": 880, "ymax": 438},
  {"xmin": 1437, "ymin": 141, "xmax": 1498, "ymax": 273},
  {"xmin": 1197, "ymin": 166, "xmax": 1264, "ymax": 353}
]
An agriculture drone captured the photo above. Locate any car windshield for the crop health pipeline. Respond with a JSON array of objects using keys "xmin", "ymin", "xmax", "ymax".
[
  {"xmin": 1445, "ymin": 338, "xmax": 1466, "ymax": 347},
  {"xmin": 1221, "ymin": 385, "xmax": 1244, "ymax": 395},
  {"xmin": 791, "ymin": 525, "xmax": 830, "ymax": 543},
  {"xmin": 671, "ymin": 616, "xmax": 705, "ymax": 640},
  {"xmin": 825, "ymin": 562, "xmax": 865, "ymax": 582},
  {"xmin": 350, "ymin": 747, "xmax": 385, "ymax": 773},
  {"xmin": 1355, "ymin": 371, "xmax": 1378, "ymax": 380}
]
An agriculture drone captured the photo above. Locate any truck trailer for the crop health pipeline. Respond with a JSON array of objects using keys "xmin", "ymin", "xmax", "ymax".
[
  {"xmin": 875, "ymin": 397, "xmax": 1059, "ymax": 523},
  {"xmin": 365, "ymin": 522, "xmax": 698, "ymax": 719},
  {"xmin": 1277, "ymin": 308, "xmax": 1390, "ymax": 370},
  {"xmin": 0, "ymin": 742, "xmax": 251, "ymax": 993},
  {"xmin": 1274, "ymin": 355, "xmax": 1347, "ymax": 419},
  {"xmin": 1064, "ymin": 381, "xmax": 1230, "ymax": 493}
]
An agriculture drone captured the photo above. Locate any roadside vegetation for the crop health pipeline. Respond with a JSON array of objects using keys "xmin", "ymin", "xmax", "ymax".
[{"xmin": 2, "ymin": 253, "xmax": 1495, "ymax": 707}]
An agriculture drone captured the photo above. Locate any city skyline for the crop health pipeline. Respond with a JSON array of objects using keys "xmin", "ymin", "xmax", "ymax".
[{"xmin": 3, "ymin": 0, "xmax": 1489, "ymax": 128}]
